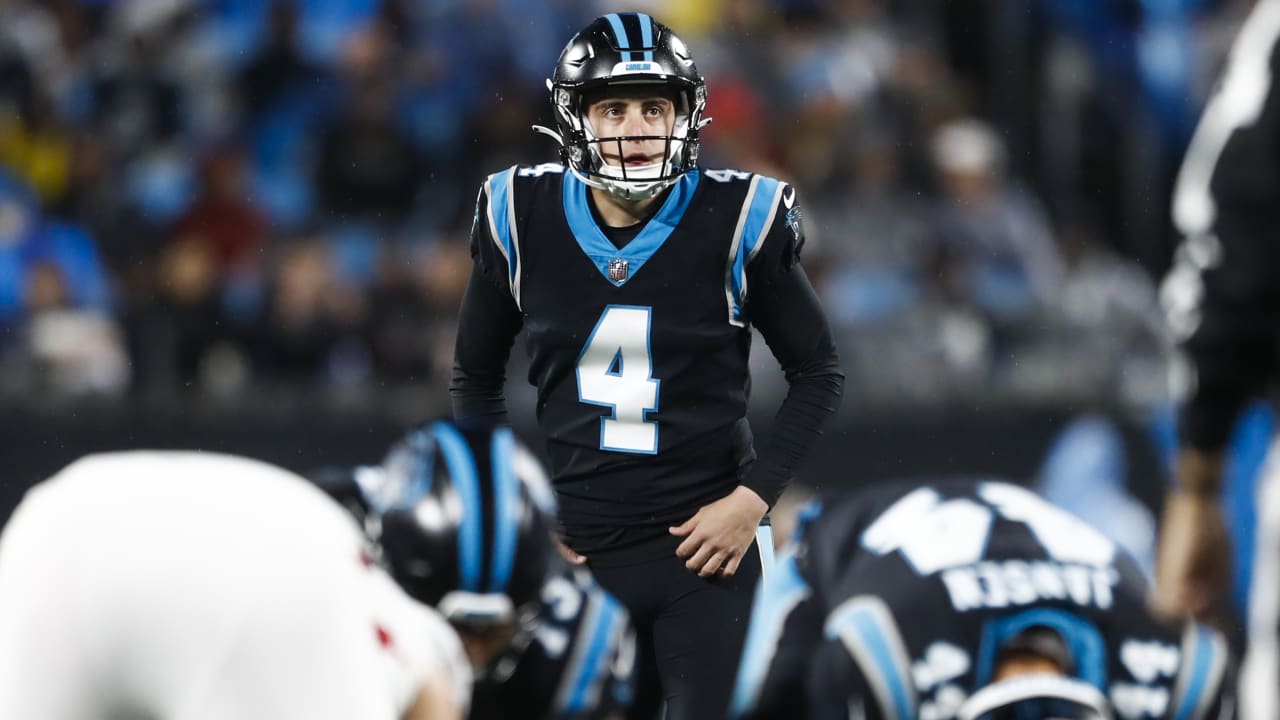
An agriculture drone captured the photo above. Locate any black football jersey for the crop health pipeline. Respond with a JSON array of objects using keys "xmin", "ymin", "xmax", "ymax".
[
  {"xmin": 732, "ymin": 480, "xmax": 1232, "ymax": 720},
  {"xmin": 471, "ymin": 562, "xmax": 637, "ymax": 720},
  {"xmin": 467, "ymin": 164, "xmax": 804, "ymax": 543}
]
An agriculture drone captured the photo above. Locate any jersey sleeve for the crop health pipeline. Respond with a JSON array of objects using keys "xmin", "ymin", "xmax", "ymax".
[
  {"xmin": 747, "ymin": 179, "xmax": 805, "ymax": 283},
  {"xmin": 469, "ymin": 167, "xmax": 524, "ymax": 304},
  {"xmin": 735, "ymin": 179, "xmax": 843, "ymax": 508}
]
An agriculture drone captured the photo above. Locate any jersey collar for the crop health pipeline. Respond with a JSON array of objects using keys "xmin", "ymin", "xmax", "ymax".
[{"xmin": 563, "ymin": 169, "xmax": 700, "ymax": 286}]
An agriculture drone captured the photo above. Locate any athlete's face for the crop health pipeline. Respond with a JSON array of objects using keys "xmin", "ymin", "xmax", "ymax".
[{"xmin": 584, "ymin": 87, "xmax": 676, "ymax": 169}]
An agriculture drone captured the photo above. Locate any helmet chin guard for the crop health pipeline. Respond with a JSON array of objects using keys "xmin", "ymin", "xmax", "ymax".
[{"xmin": 535, "ymin": 12, "xmax": 710, "ymax": 201}]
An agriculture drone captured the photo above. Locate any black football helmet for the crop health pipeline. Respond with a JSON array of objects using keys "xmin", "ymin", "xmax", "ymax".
[
  {"xmin": 373, "ymin": 421, "xmax": 554, "ymax": 630},
  {"xmin": 534, "ymin": 12, "xmax": 710, "ymax": 201}
]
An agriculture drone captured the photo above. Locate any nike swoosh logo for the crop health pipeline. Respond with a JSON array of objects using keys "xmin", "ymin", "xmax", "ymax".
[{"xmin": 782, "ymin": 185, "xmax": 796, "ymax": 208}]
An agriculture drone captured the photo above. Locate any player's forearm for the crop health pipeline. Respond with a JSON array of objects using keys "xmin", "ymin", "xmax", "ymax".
[
  {"xmin": 745, "ymin": 266, "xmax": 844, "ymax": 508},
  {"xmin": 743, "ymin": 364, "xmax": 843, "ymax": 508},
  {"xmin": 450, "ymin": 265, "xmax": 523, "ymax": 425}
]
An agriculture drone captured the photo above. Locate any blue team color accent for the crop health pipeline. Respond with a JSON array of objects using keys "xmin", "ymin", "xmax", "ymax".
[
  {"xmin": 638, "ymin": 13, "xmax": 655, "ymax": 61},
  {"xmin": 1172, "ymin": 625, "xmax": 1219, "ymax": 720},
  {"xmin": 563, "ymin": 170, "xmax": 700, "ymax": 286},
  {"xmin": 605, "ymin": 13, "xmax": 632, "ymax": 62},
  {"xmin": 729, "ymin": 177, "xmax": 780, "ymax": 321},
  {"xmin": 731, "ymin": 551, "xmax": 811, "ymax": 717},
  {"xmin": 566, "ymin": 594, "xmax": 620, "ymax": 712},
  {"xmin": 977, "ymin": 608, "xmax": 1108, "ymax": 690},
  {"xmin": 826, "ymin": 603, "xmax": 915, "ymax": 720},
  {"xmin": 488, "ymin": 427, "xmax": 519, "ymax": 594},
  {"xmin": 487, "ymin": 168, "xmax": 518, "ymax": 292},
  {"xmin": 430, "ymin": 422, "xmax": 484, "ymax": 592}
]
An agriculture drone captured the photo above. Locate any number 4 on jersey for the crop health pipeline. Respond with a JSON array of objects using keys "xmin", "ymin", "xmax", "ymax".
[{"xmin": 576, "ymin": 306, "xmax": 660, "ymax": 454}]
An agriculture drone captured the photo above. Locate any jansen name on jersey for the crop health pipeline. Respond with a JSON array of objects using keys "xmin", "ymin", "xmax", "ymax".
[{"xmin": 732, "ymin": 480, "xmax": 1232, "ymax": 720}]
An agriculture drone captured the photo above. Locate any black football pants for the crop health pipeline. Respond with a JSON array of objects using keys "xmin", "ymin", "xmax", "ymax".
[{"xmin": 590, "ymin": 535, "xmax": 765, "ymax": 720}]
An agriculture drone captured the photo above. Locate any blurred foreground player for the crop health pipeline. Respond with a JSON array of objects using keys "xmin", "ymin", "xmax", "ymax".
[
  {"xmin": 1157, "ymin": 1, "xmax": 1280, "ymax": 717},
  {"xmin": 732, "ymin": 479, "xmax": 1233, "ymax": 720},
  {"xmin": 0, "ymin": 451, "xmax": 470, "ymax": 720},
  {"xmin": 318, "ymin": 422, "xmax": 638, "ymax": 719}
]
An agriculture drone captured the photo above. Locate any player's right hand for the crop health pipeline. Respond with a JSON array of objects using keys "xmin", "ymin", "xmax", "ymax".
[
  {"xmin": 1152, "ymin": 487, "xmax": 1231, "ymax": 626},
  {"xmin": 555, "ymin": 535, "xmax": 588, "ymax": 565}
]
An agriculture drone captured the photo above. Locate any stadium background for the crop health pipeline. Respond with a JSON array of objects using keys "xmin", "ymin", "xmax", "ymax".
[{"xmin": 0, "ymin": 0, "xmax": 1267, "ymax": 619}]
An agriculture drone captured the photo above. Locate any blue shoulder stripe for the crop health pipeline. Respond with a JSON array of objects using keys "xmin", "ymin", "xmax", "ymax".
[
  {"xmin": 730, "ymin": 550, "xmax": 812, "ymax": 717},
  {"xmin": 1171, "ymin": 624, "xmax": 1228, "ymax": 720},
  {"xmin": 725, "ymin": 175, "xmax": 782, "ymax": 326},
  {"xmin": 487, "ymin": 427, "xmax": 519, "ymax": 594},
  {"xmin": 429, "ymin": 421, "xmax": 483, "ymax": 592},
  {"xmin": 485, "ymin": 167, "xmax": 521, "ymax": 308},
  {"xmin": 824, "ymin": 596, "xmax": 916, "ymax": 720}
]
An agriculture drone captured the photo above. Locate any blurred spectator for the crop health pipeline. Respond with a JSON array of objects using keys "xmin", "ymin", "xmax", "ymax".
[
  {"xmin": 929, "ymin": 117, "xmax": 1063, "ymax": 322},
  {"xmin": 250, "ymin": 239, "xmax": 369, "ymax": 386},
  {"xmin": 126, "ymin": 235, "xmax": 227, "ymax": 393},
  {"xmin": 237, "ymin": 1, "xmax": 318, "ymax": 123},
  {"xmin": 0, "ymin": 89, "xmax": 73, "ymax": 205},
  {"xmin": 315, "ymin": 75, "xmax": 421, "ymax": 225},
  {"xmin": 21, "ymin": 259, "xmax": 128, "ymax": 397},
  {"xmin": 172, "ymin": 144, "xmax": 269, "ymax": 278}
]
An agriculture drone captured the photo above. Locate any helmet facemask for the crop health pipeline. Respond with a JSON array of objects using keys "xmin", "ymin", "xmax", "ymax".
[{"xmin": 538, "ymin": 79, "xmax": 709, "ymax": 202}]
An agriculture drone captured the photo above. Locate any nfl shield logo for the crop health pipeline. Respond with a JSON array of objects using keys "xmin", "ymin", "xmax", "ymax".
[{"xmin": 608, "ymin": 258, "xmax": 629, "ymax": 282}]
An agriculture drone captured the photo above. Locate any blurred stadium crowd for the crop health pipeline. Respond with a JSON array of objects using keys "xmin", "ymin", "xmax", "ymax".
[{"xmin": 0, "ymin": 0, "xmax": 1252, "ymax": 407}]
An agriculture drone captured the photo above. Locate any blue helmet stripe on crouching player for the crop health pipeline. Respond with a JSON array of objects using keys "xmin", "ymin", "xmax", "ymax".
[
  {"xmin": 976, "ymin": 608, "xmax": 1108, "ymax": 691},
  {"xmin": 430, "ymin": 421, "xmax": 484, "ymax": 592},
  {"xmin": 489, "ymin": 427, "xmax": 520, "ymax": 594}
]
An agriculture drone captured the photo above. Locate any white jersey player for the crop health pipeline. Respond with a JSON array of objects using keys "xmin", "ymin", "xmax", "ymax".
[{"xmin": 0, "ymin": 450, "xmax": 472, "ymax": 720}]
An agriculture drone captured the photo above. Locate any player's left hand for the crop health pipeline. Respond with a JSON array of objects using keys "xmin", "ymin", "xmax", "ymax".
[{"xmin": 669, "ymin": 486, "xmax": 768, "ymax": 577}]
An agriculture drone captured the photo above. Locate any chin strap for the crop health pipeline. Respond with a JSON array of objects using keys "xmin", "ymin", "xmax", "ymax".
[{"xmin": 531, "ymin": 124, "xmax": 564, "ymax": 146}]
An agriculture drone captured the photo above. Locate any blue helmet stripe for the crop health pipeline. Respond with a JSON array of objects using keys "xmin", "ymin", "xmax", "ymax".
[
  {"xmin": 605, "ymin": 13, "xmax": 632, "ymax": 61},
  {"xmin": 566, "ymin": 593, "xmax": 621, "ymax": 711},
  {"xmin": 430, "ymin": 421, "xmax": 483, "ymax": 591},
  {"xmin": 488, "ymin": 427, "xmax": 519, "ymax": 593},
  {"xmin": 638, "ymin": 13, "xmax": 655, "ymax": 61}
]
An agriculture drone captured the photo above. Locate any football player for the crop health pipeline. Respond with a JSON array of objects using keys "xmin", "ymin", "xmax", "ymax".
[
  {"xmin": 451, "ymin": 12, "xmax": 843, "ymax": 718},
  {"xmin": 0, "ymin": 449, "xmax": 472, "ymax": 720},
  {"xmin": 317, "ymin": 424, "xmax": 638, "ymax": 720},
  {"xmin": 1156, "ymin": 2, "xmax": 1280, "ymax": 718},
  {"xmin": 732, "ymin": 479, "xmax": 1234, "ymax": 720}
]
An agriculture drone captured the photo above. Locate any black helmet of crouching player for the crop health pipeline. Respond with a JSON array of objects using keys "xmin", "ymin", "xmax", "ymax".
[
  {"xmin": 375, "ymin": 421, "xmax": 554, "ymax": 630},
  {"xmin": 536, "ymin": 12, "xmax": 709, "ymax": 201}
]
